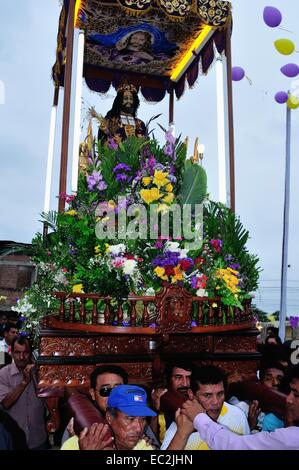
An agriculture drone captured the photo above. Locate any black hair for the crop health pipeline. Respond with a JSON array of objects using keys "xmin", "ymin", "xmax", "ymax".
[
  {"xmin": 3, "ymin": 323, "xmax": 17, "ymax": 334},
  {"xmin": 288, "ymin": 365, "xmax": 299, "ymax": 382},
  {"xmin": 259, "ymin": 361, "xmax": 286, "ymax": 380},
  {"xmin": 164, "ymin": 361, "xmax": 195, "ymax": 385},
  {"xmin": 90, "ymin": 365, "xmax": 128, "ymax": 389},
  {"xmin": 106, "ymin": 91, "xmax": 140, "ymax": 120},
  {"xmin": 11, "ymin": 335, "xmax": 31, "ymax": 353},
  {"xmin": 190, "ymin": 365, "xmax": 227, "ymax": 393}
]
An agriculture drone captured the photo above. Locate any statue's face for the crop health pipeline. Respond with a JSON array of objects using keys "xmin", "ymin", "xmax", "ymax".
[
  {"xmin": 121, "ymin": 91, "xmax": 135, "ymax": 115},
  {"xmin": 128, "ymin": 32, "xmax": 147, "ymax": 51}
]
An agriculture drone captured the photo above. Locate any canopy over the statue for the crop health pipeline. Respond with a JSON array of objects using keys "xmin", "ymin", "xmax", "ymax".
[{"xmin": 53, "ymin": 0, "xmax": 231, "ymax": 101}]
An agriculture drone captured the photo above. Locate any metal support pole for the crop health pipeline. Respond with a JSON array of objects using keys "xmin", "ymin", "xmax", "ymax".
[
  {"xmin": 225, "ymin": 28, "xmax": 235, "ymax": 212},
  {"xmin": 71, "ymin": 30, "xmax": 85, "ymax": 193},
  {"xmin": 279, "ymin": 105, "xmax": 292, "ymax": 342}
]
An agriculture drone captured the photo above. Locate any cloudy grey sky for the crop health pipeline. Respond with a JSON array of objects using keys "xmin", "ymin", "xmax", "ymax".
[{"xmin": 0, "ymin": 0, "xmax": 298, "ymax": 314}]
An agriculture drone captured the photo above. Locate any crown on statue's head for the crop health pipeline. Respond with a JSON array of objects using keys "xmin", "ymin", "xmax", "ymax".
[{"xmin": 117, "ymin": 83, "xmax": 138, "ymax": 94}]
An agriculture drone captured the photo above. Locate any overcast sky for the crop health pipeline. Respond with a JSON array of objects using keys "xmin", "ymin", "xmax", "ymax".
[{"xmin": 0, "ymin": 0, "xmax": 298, "ymax": 315}]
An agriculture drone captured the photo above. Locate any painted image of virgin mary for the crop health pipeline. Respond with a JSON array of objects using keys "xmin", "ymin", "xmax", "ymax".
[{"xmin": 88, "ymin": 24, "xmax": 178, "ymax": 65}]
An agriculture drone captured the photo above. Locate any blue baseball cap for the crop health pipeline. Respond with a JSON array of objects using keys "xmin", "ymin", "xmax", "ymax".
[{"xmin": 107, "ymin": 385, "xmax": 156, "ymax": 417}]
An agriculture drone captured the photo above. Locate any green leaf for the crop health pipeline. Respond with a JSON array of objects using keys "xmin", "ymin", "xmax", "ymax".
[{"xmin": 178, "ymin": 164, "xmax": 207, "ymax": 206}]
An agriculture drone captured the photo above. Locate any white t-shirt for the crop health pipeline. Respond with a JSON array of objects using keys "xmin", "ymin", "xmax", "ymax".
[{"xmin": 161, "ymin": 401, "xmax": 250, "ymax": 450}]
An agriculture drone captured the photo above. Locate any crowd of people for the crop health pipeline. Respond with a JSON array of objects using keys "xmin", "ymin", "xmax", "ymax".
[{"xmin": 0, "ymin": 313, "xmax": 298, "ymax": 450}]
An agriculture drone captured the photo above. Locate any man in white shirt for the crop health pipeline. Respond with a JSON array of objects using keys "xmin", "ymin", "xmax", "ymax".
[
  {"xmin": 161, "ymin": 365, "xmax": 250, "ymax": 450},
  {"xmin": 0, "ymin": 323, "xmax": 18, "ymax": 355}
]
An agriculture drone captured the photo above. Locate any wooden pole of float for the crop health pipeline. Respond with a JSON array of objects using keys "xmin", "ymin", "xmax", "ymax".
[
  {"xmin": 225, "ymin": 27, "xmax": 235, "ymax": 212},
  {"xmin": 169, "ymin": 87, "xmax": 174, "ymax": 126},
  {"xmin": 58, "ymin": 0, "xmax": 76, "ymax": 212}
]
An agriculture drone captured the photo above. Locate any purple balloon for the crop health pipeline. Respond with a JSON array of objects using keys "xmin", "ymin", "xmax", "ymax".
[
  {"xmin": 280, "ymin": 63, "xmax": 299, "ymax": 78},
  {"xmin": 232, "ymin": 67, "xmax": 245, "ymax": 81},
  {"xmin": 263, "ymin": 6, "xmax": 282, "ymax": 27},
  {"xmin": 275, "ymin": 91, "xmax": 288, "ymax": 104}
]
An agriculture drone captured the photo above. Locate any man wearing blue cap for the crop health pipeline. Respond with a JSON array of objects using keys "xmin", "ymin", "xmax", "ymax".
[{"xmin": 106, "ymin": 384, "xmax": 157, "ymax": 450}]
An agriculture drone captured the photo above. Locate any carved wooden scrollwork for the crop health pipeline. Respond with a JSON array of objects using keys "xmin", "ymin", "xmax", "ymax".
[
  {"xmin": 155, "ymin": 285, "xmax": 193, "ymax": 333},
  {"xmin": 40, "ymin": 337, "xmax": 95, "ymax": 356},
  {"xmin": 213, "ymin": 335, "xmax": 257, "ymax": 353}
]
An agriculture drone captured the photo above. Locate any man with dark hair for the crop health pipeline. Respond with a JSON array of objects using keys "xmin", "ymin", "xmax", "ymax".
[
  {"xmin": 0, "ymin": 323, "xmax": 18, "ymax": 355},
  {"xmin": 97, "ymin": 83, "xmax": 146, "ymax": 144},
  {"xmin": 0, "ymin": 312, "xmax": 8, "ymax": 339},
  {"xmin": 0, "ymin": 335, "xmax": 48, "ymax": 449},
  {"xmin": 161, "ymin": 365, "xmax": 250, "ymax": 450},
  {"xmin": 229, "ymin": 361, "xmax": 287, "ymax": 432},
  {"xmin": 105, "ymin": 385, "xmax": 157, "ymax": 450},
  {"xmin": 89, "ymin": 365, "xmax": 128, "ymax": 414},
  {"xmin": 151, "ymin": 360, "xmax": 195, "ymax": 442},
  {"xmin": 62, "ymin": 384, "xmax": 158, "ymax": 450},
  {"xmin": 61, "ymin": 364, "xmax": 128, "ymax": 447},
  {"xmin": 181, "ymin": 365, "xmax": 299, "ymax": 450}
]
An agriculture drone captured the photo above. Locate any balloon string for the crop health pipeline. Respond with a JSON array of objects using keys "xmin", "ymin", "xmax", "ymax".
[
  {"xmin": 245, "ymin": 75, "xmax": 252, "ymax": 86},
  {"xmin": 277, "ymin": 26, "xmax": 294, "ymax": 34}
]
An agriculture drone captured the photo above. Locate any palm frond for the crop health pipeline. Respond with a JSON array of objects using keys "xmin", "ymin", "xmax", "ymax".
[{"xmin": 39, "ymin": 211, "xmax": 58, "ymax": 231}]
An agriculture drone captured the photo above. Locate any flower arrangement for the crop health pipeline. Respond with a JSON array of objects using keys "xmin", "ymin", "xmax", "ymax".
[{"xmin": 10, "ymin": 131, "xmax": 260, "ymax": 335}]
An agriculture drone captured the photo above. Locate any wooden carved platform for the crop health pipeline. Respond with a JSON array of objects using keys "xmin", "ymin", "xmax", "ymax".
[{"xmin": 36, "ymin": 284, "xmax": 261, "ymax": 432}]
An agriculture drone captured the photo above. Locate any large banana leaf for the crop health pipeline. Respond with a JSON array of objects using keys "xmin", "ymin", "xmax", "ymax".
[{"xmin": 178, "ymin": 163, "xmax": 207, "ymax": 206}]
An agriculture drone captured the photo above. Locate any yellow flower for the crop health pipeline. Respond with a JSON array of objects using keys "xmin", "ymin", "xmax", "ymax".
[
  {"xmin": 227, "ymin": 267, "xmax": 239, "ymax": 275},
  {"xmin": 108, "ymin": 200, "xmax": 116, "ymax": 208},
  {"xmin": 0, "ymin": 296, "xmax": 7, "ymax": 302},
  {"xmin": 163, "ymin": 193, "xmax": 174, "ymax": 204},
  {"xmin": 72, "ymin": 284, "xmax": 84, "ymax": 293},
  {"xmin": 140, "ymin": 188, "xmax": 162, "ymax": 205},
  {"xmin": 142, "ymin": 177, "xmax": 152, "ymax": 186},
  {"xmin": 153, "ymin": 170, "xmax": 169, "ymax": 187},
  {"xmin": 172, "ymin": 266, "xmax": 184, "ymax": 282},
  {"xmin": 212, "ymin": 302, "xmax": 218, "ymax": 308},
  {"xmin": 165, "ymin": 183, "xmax": 173, "ymax": 192},
  {"xmin": 65, "ymin": 210, "xmax": 77, "ymax": 216},
  {"xmin": 105, "ymin": 243, "xmax": 110, "ymax": 252},
  {"xmin": 94, "ymin": 245, "xmax": 101, "ymax": 254},
  {"xmin": 154, "ymin": 266, "xmax": 168, "ymax": 280}
]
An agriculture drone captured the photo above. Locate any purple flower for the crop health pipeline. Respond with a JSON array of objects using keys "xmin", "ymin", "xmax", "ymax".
[
  {"xmin": 97, "ymin": 180, "xmax": 107, "ymax": 191},
  {"xmin": 116, "ymin": 173, "xmax": 128, "ymax": 182},
  {"xmin": 151, "ymin": 251, "xmax": 180, "ymax": 268},
  {"xmin": 164, "ymin": 143, "xmax": 173, "ymax": 156},
  {"xmin": 190, "ymin": 275, "xmax": 198, "ymax": 289},
  {"xmin": 224, "ymin": 254, "xmax": 234, "ymax": 262},
  {"xmin": 87, "ymin": 170, "xmax": 103, "ymax": 191},
  {"xmin": 107, "ymin": 137, "xmax": 118, "ymax": 150},
  {"xmin": 113, "ymin": 163, "xmax": 131, "ymax": 173},
  {"xmin": 290, "ymin": 316, "xmax": 299, "ymax": 329},
  {"xmin": 19, "ymin": 331, "xmax": 28, "ymax": 336},
  {"xmin": 191, "ymin": 321, "xmax": 197, "ymax": 327},
  {"xmin": 147, "ymin": 156, "xmax": 156, "ymax": 168},
  {"xmin": 168, "ymin": 174, "xmax": 177, "ymax": 183},
  {"xmin": 228, "ymin": 263, "xmax": 241, "ymax": 271},
  {"xmin": 149, "ymin": 323, "xmax": 156, "ymax": 328},
  {"xmin": 155, "ymin": 240, "xmax": 163, "ymax": 249},
  {"xmin": 19, "ymin": 315, "xmax": 27, "ymax": 322},
  {"xmin": 165, "ymin": 130, "xmax": 176, "ymax": 145}
]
